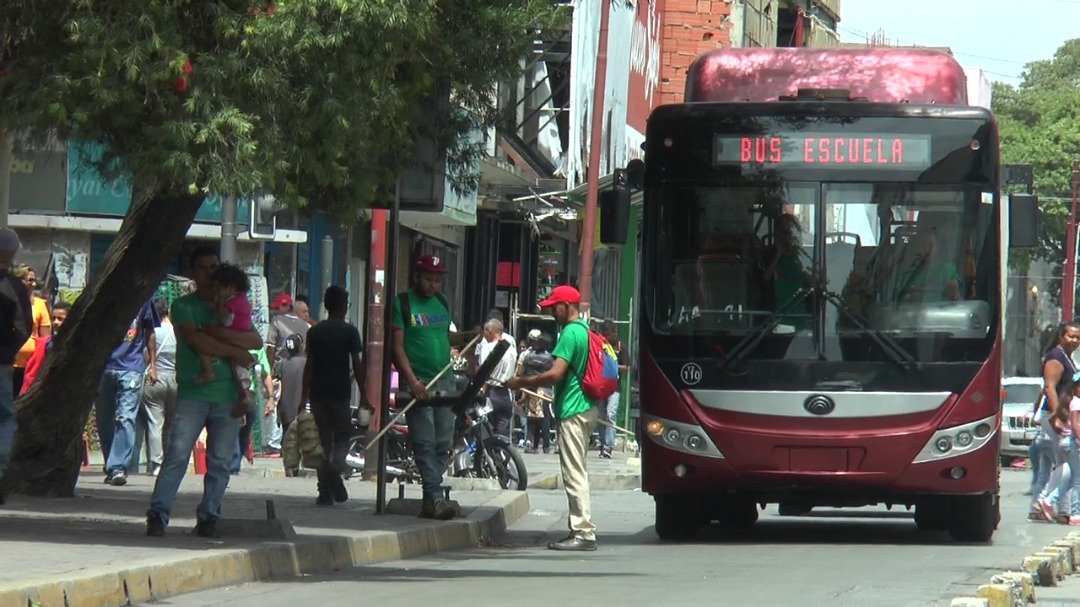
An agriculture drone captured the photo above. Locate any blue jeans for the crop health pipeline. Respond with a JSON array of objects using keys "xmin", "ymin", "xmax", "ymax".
[
  {"xmin": 98, "ymin": 369, "xmax": 145, "ymax": 474},
  {"xmin": 147, "ymin": 399, "xmax": 240, "ymax": 525},
  {"xmin": 229, "ymin": 415, "xmax": 253, "ymax": 474},
  {"xmin": 0, "ymin": 367, "xmax": 15, "ymax": 478},
  {"xmin": 405, "ymin": 404, "xmax": 456, "ymax": 501},
  {"xmin": 599, "ymin": 391, "xmax": 620, "ymax": 451}
]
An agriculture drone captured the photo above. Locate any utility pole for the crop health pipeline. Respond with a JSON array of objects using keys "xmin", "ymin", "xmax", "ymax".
[
  {"xmin": 576, "ymin": 0, "xmax": 612, "ymax": 317},
  {"xmin": 0, "ymin": 133, "xmax": 10, "ymax": 228},
  {"xmin": 220, "ymin": 196, "xmax": 238, "ymax": 263},
  {"xmin": 1062, "ymin": 161, "xmax": 1080, "ymax": 321}
]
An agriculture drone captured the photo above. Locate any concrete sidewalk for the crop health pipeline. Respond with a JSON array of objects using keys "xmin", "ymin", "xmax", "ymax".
[
  {"xmin": 0, "ymin": 445, "xmax": 639, "ymax": 607},
  {"xmin": 0, "ymin": 464, "xmax": 528, "ymax": 607}
]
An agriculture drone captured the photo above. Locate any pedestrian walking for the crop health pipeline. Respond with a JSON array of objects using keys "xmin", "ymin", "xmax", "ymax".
[
  {"xmin": 392, "ymin": 254, "xmax": 476, "ymax": 520},
  {"xmin": 1030, "ymin": 321, "xmax": 1080, "ymax": 519},
  {"xmin": 274, "ymin": 335, "xmax": 306, "ymax": 475},
  {"xmin": 476, "ymin": 318, "xmax": 518, "ymax": 440},
  {"xmin": 145, "ymin": 247, "xmax": 262, "ymax": 538},
  {"xmin": 98, "ymin": 299, "xmax": 159, "ymax": 486},
  {"xmin": 20, "ymin": 301, "xmax": 70, "ymax": 395},
  {"xmin": 597, "ymin": 320, "xmax": 630, "ymax": 459},
  {"xmin": 11, "ymin": 264, "xmax": 50, "ymax": 398},
  {"xmin": 1036, "ymin": 372, "xmax": 1080, "ymax": 524},
  {"xmin": 0, "ymin": 229, "xmax": 32, "ymax": 505},
  {"xmin": 506, "ymin": 285, "xmax": 599, "ymax": 551},
  {"xmin": 140, "ymin": 299, "xmax": 177, "ymax": 477},
  {"xmin": 517, "ymin": 331, "xmax": 555, "ymax": 454},
  {"xmin": 302, "ymin": 285, "xmax": 366, "ymax": 505}
]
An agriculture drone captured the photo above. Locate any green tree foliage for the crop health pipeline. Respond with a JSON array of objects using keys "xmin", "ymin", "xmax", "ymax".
[
  {"xmin": 993, "ymin": 38, "xmax": 1080, "ymax": 304},
  {"xmin": 1, "ymin": 0, "xmax": 560, "ymax": 215},
  {"xmin": 0, "ymin": 0, "xmax": 561, "ymax": 496}
]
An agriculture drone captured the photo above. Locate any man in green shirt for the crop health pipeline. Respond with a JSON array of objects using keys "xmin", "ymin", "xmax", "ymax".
[
  {"xmin": 392, "ymin": 254, "xmax": 474, "ymax": 520},
  {"xmin": 146, "ymin": 247, "xmax": 263, "ymax": 538},
  {"xmin": 507, "ymin": 285, "xmax": 599, "ymax": 551}
]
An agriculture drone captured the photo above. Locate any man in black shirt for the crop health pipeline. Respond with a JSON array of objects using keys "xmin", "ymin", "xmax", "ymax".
[
  {"xmin": 302, "ymin": 285, "xmax": 367, "ymax": 505},
  {"xmin": 0, "ymin": 228, "xmax": 31, "ymax": 505}
]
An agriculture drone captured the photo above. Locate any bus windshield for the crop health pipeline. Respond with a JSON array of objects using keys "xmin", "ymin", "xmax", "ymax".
[{"xmin": 644, "ymin": 109, "xmax": 999, "ymax": 365}]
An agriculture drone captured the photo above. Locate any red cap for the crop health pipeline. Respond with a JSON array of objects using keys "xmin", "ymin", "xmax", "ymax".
[
  {"xmin": 538, "ymin": 285, "xmax": 581, "ymax": 308},
  {"xmin": 271, "ymin": 293, "xmax": 293, "ymax": 309},
  {"xmin": 415, "ymin": 254, "xmax": 447, "ymax": 273}
]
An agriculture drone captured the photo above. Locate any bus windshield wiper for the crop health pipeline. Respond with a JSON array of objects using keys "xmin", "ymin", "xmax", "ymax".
[
  {"xmin": 718, "ymin": 286, "xmax": 813, "ymax": 372},
  {"xmin": 818, "ymin": 289, "xmax": 918, "ymax": 369}
]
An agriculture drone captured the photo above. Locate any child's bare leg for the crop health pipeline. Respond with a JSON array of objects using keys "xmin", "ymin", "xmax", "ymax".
[{"xmin": 195, "ymin": 353, "xmax": 216, "ymax": 384}]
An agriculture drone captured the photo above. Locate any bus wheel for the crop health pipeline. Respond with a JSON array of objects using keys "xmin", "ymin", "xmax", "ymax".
[
  {"xmin": 914, "ymin": 499, "xmax": 950, "ymax": 531},
  {"xmin": 654, "ymin": 494, "xmax": 702, "ymax": 541},
  {"xmin": 947, "ymin": 494, "xmax": 997, "ymax": 542},
  {"xmin": 717, "ymin": 496, "xmax": 759, "ymax": 528}
]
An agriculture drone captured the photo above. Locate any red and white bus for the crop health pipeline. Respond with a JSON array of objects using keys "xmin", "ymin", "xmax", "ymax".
[{"xmin": 638, "ymin": 47, "xmax": 1034, "ymax": 542}]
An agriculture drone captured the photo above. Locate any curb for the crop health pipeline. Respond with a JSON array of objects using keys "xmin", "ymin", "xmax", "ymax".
[
  {"xmin": 0, "ymin": 491, "xmax": 530, "ymax": 607},
  {"xmin": 949, "ymin": 531, "xmax": 1080, "ymax": 606},
  {"xmin": 529, "ymin": 473, "xmax": 641, "ymax": 491}
]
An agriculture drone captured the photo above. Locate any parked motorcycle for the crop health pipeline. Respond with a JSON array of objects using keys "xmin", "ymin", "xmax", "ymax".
[{"xmin": 448, "ymin": 396, "xmax": 528, "ymax": 491}]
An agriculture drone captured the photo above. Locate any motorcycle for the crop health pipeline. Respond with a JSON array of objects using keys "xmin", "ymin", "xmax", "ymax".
[
  {"xmin": 344, "ymin": 398, "xmax": 528, "ymax": 491},
  {"xmin": 448, "ymin": 396, "xmax": 528, "ymax": 491}
]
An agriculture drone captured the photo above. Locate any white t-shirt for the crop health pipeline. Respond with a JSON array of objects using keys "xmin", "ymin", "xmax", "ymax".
[{"xmin": 476, "ymin": 333, "xmax": 518, "ymax": 384}]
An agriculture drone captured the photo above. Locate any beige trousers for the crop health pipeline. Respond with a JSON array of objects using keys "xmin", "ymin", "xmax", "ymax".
[{"xmin": 558, "ymin": 406, "xmax": 599, "ymax": 541}]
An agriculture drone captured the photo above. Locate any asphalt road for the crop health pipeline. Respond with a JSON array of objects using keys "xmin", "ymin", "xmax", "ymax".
[{"xmin": 156, "ymin": 468, "xmax": 1079, "ymax": 607}]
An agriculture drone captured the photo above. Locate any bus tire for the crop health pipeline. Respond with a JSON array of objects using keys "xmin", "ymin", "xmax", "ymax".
[
  {"xmin": 914, "ymin": 499, "xmax": 950, "ymax": 531},
  {"xmin": 654, "ymin": 494, "xmax": 702, "ymax": 541},
  {"xmin": 717, "ymin": 496, "xmax": 759, "ymax": 528},
  {"xmin": 947, "ymin": 494, "xmax": 997, "ymax": 542}
]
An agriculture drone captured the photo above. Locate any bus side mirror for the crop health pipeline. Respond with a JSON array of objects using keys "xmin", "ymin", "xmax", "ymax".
[{"xmin": 1008, "ymin": 193, "xmax": 1038, "ymax": 249}]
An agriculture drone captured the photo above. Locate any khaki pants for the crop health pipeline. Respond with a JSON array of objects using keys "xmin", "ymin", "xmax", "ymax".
[{"xmin": 558, "ymin": 406, "xmax": 599, "ymax": 541}]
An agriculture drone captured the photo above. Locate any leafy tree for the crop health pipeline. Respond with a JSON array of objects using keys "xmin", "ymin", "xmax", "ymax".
[
  {"xmin": 993, "ymin": 38, "xmax": 1080, "ymax": 309},
  {"xmin": 0, "ymin": 0, "xmax": 559, "ymax": 496}
]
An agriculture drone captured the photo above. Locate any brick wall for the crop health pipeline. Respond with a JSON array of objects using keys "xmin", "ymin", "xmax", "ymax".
[{"xmin": 660, "ymin": 0, "xmax": 733, "ymax": 105}]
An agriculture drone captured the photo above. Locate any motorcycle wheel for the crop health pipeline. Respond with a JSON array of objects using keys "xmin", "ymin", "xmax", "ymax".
[{"xmin": 482, "ymin": 444, "xmax": 528, "ymax": 491}]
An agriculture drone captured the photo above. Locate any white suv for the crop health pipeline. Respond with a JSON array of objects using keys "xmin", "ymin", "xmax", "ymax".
[{"xmin": 1000, "ymin": 377, "xmax": 1043, "ymax": 463}]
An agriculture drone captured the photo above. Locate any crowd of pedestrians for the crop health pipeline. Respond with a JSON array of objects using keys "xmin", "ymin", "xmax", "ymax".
[{"xmin": 0, "ymin": 225, "xmax": 628, "ymax": 551}]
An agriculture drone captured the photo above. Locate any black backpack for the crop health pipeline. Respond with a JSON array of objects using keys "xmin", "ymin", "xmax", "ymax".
[{"xmin": 0, "ymin": 273, "xmax": 30, "ymax": 349}]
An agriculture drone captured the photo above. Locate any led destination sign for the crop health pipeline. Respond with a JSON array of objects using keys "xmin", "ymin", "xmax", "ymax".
[{"xmin": 713, "ymin": 133, "xmax": 933, "ymax": 169}]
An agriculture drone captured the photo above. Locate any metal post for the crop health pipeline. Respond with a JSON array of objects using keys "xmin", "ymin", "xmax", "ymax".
[
  {"xmin": 1062, "ymin": 162, "xmax": 1080, "ymax": 322},
  {"xmin": 321, "ymin": 235, "xmax": 334, "ymax": 313},
  {"xmin": 0, "ymin": 134, "xmax": 12, "ymax": 228},
  {"xmin": 576, "ymin": 0, "xmax": 612, "ymax": 317},
  {"xmin": 376, "ymin": 182, "xmax": 401, "ymax": 514},
  {"xmin": 220, "ymin": 196, "xmax": 238, "ymax": 263}
]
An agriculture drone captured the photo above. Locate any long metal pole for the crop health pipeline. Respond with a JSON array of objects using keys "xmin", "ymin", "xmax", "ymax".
[
  {"xmin": 376, "ymin": 183, "xmax": 401, "ymax": 514},
  {"xmin": 576, "ymin": 0, "xmax": 612, "ymax": 317},
  {"xmin": 0, "ymin": 133, "xmax": 12, "ymax": 228},
  {"xmin": 1062, "ymin": 162, "xmax": 1080, "ymax": 321},
  {"xmin": 220, "ymin": 196, "xmax": 238, "ymax": 263}
]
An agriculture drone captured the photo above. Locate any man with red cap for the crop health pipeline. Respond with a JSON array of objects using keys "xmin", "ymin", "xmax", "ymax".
[
  {"xmin": 392, "ymin": 254, "xmax": 476, "ymax": 520},
  {"xmin": 506, "ymin": 285, "xmax": 599, "ymax": 551}
]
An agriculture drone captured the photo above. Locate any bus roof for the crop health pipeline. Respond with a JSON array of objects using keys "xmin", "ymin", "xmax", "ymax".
[{"xmin": 686, "ymin": 47, "xmax": 968, "ymax": 105}]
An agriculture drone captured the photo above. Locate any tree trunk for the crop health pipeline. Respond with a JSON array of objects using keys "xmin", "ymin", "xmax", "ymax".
[{"xmin": 3, "ymin": 187, "xmax": 205, "ymax": 497}]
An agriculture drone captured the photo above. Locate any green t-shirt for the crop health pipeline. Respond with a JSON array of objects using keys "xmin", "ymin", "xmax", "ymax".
[
  {"xmin": 171, "ymin": 293, "xmax": 238, "ymax": 404},
  {"xmin": 392, "ymin": 291, "xmax": 451, "ymax": 383},
  {"xmin": 551, "ymin": 319, "xmax": 597, "ymax": 419}
]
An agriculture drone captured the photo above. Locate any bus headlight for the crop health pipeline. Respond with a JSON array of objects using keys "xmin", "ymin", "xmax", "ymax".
[
  {"xmin": 912, "ymin": 414, "xmax": 998, "ymax": 463},
  {"xmin": 642, "ymin": 414, "xmax": 725, "ymax": 459}
]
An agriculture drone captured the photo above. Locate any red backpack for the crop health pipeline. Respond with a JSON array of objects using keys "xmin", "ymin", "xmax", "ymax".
[{"xmin": 575, "ymin": 320, "xmax": 620, "ymax": 401}]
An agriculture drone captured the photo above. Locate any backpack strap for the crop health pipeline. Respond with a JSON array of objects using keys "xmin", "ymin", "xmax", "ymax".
[
  {"xmin": 398, "ymin": 292, "xmax": 412, "ymax": 328},
  {"xmin": 399, "ymin": 291, "xmax": 451, "ymax": 330}
]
